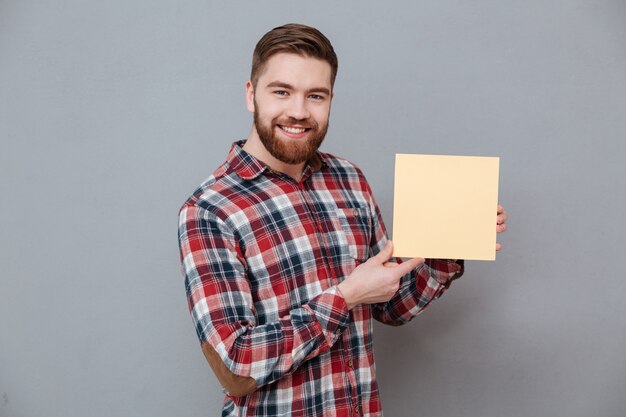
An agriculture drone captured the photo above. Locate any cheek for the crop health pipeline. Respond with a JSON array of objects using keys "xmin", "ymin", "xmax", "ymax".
[
  {"xmin": 258, "ymin": 109, "xmax": 279, "ymax": 124},
  {"xmin": 313, "ymin": 106, "xmax": 331, "ymax": 124},
  {"xmin": 257, "ymin": 100, "xmax": 283, "ymax": 118}
]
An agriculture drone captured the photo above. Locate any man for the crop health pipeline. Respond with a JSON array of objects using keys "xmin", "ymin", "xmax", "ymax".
[{"xmin": 179, "ymin": 23, "xmax": 508, "ymax": 417}]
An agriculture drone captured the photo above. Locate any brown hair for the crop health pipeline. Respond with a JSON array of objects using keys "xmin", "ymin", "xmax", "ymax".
[{"xmin": 251, "ymin": 23, "xmax": 338, "ymax": 88}]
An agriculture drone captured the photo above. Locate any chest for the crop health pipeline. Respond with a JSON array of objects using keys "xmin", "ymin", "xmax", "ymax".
[{"xmin": 229, "ymin": 180, "xmax": 373, "ymax": 320}]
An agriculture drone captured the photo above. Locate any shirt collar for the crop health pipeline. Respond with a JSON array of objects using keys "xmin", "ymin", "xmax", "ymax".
[{"xmin": 227, "ymin": 140, "xmax": 326, "ymax": 181}]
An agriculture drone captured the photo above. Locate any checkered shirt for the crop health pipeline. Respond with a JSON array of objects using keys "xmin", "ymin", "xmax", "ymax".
[{"xmin": 178, "ymin": 141, "xmax": 463, "ymax": 416}]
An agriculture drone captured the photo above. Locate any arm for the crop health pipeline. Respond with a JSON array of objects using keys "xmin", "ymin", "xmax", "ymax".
[
  {"xmin": 371, "ymin": 257, "xmax": 463, "ymax": 325},
  {"xmin": 361, "ymin": 185, "xmax": 463, "ymax": 325},
  {"xmin": 179, "ymin": 204, "xmax": 350, "ymax": 396},
  {"xmin": 373, "ymin": 203, "xmax": 508, "ymax": 325}
]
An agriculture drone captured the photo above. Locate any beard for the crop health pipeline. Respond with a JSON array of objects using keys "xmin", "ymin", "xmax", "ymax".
[{"xmin": 253, "ymin": 104, "xmax": 329, "ymax": 165}]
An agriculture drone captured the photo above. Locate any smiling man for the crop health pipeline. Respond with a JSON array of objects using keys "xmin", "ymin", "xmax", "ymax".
[
  {"xmin": 243, "ymin": 52, "xmax": 331, "ymax": 179},
  {"xmin": 178, "ymin": 23, "xmax": 507, "ymax": 417}
]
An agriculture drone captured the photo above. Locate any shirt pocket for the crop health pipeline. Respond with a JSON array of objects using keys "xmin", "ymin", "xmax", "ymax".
[{"xmin": 333, "ymin": 206, "xmax": 371, "ymax": 263}]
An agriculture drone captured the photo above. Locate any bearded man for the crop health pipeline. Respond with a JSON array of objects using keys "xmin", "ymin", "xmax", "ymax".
[{"xmin": 178, "ymin": 23, "xmax": 507, "ymax": 417}]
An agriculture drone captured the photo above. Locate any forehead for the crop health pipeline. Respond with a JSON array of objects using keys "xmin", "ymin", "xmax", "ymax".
[{"xmin": 257, "ymin": 53, "xmax": 332, "ymax": 89}]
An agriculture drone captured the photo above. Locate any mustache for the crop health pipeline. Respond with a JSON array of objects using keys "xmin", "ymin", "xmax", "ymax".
[{"xmin": 273, "ymin": 117, "xmax": 318, "ymax": 129}]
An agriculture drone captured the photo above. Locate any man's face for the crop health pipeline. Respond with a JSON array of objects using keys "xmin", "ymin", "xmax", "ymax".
[{"xmin": 247, "ymin": 53, "xmax": 333, "ymax": 165}]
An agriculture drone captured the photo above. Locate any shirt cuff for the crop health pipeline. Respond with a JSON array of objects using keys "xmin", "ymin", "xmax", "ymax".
[
  {"xmin": 305, "ymin": 286, "xmax": 350, "ymax": 347},
  {"xmin": 426, "ymin": 259, "xmax": 464, "ymax": 286}
]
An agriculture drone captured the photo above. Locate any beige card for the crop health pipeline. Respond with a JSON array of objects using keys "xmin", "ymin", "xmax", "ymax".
[{"xmin": 392, "ymin": 154, "xmax": 500, "ymax": 261}]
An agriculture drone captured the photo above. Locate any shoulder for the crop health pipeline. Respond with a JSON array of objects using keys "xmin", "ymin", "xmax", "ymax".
[
  {"xmin": 318, "ymin": 151, "xmax": 368, "ymax": 180},
  {"xmin": 178, "ymin": 161, "xmax": 243, "ymax": 220},
  {"xmin": 317, "ymin": 151, "xmax": 373, "ymax": 195}
]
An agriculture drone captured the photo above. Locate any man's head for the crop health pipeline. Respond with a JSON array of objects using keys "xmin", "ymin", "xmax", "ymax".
[
  {"xmin": 250, "ymin": 23, "xmax": 338, "ymax": 90},
  {"xmin": 246, "ymin": 24, "xmax": 337, "ymax": 166}
]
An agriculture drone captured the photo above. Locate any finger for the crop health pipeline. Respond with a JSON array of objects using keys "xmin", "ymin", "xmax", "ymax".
[
  {"xmin": 497, "ymin": 204, "xmax": 504, "ymax": 214},
  {"xmin": 383, "ymin": 258, "xmax": 418, "ymax": 269},
  {"xmin": 497, "ymin": 212, "xmax": 508, "ymax": 225},
  {"xmin": 370, "ymin": 240, "xmax": 393, "ymax": 264},
  {"xmin": 496, "ymin": 223, "xmax": 507, "ymax": 233},
  {"xmin": 395, "ymin": 257, "xmax": 425, "ymax": 276},
  {"xmin": 496, "ymin": 242, "xmax": 502, "ymax": 251}
]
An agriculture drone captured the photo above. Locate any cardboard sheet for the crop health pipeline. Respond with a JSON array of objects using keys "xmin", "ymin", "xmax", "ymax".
[{"xmin": 392, "ymin": 154, "xmax": 500, "ymax": 261}]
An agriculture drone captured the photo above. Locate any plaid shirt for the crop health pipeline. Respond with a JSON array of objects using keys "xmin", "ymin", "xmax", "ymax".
[{"xmin": 178, "ymin": 141, "xmax": 463, "ymax": 417}]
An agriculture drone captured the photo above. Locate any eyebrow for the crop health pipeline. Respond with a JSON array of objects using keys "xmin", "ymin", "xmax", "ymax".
[{"xmin": 265, "ymin": 81, "xmax": 330, "ymax": 96}]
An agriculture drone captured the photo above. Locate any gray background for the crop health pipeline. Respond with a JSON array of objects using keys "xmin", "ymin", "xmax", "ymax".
[{"xmin": 1, "ymin": 1, "xmax": 625, "ymax": 416}]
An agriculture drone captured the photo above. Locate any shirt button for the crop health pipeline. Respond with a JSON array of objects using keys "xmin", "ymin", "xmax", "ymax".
[
  {"xmin": 354, "ymin": 405, "xmax": 360, "ymax": 413},
  {"xmin": 346, "ymin": 359, "xmax": 353, "ymax": 368},
  {"xmin": 352, "ymin": 208, "xmax": 359, "ymax": 217}
]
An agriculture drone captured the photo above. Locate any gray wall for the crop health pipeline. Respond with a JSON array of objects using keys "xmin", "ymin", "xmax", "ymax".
[{"xmin": 2, "ymin": 1, "xmax": 625, "ymax": 416}]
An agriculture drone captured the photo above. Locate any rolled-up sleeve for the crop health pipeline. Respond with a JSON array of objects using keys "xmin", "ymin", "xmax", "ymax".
[{"xmin": 179, "ymin": 204, "xmax": 350, "ymax": 388}]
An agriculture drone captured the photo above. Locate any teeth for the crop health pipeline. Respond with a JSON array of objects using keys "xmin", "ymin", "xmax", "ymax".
[{"xmin": 281, "ymin": 126, "xmax": 306, "ymax": 134}]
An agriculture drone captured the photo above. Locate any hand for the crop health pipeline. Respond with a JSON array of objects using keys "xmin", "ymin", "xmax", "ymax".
[
  {"xmin": 496, "ymin": 204, "xmax": 508, "ymax": 251},
  {"xmin": 337, "ymin": 241, "xmax": 424, "ymax": 310}
]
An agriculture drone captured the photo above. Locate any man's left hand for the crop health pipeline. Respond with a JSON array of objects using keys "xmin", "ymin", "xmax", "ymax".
[{"xmin": 496, "ymin": 204, "xmax": 508, "ymax": 251}]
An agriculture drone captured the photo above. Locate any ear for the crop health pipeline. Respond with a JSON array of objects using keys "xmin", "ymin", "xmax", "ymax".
[{"xmin": 245, "ymin": 81, "xmax": 255, "ymax": 113}]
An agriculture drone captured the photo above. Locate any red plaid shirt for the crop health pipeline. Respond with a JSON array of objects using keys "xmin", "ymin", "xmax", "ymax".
[{"xmin": 178, "ymin": 141, "xmax": 463, "ymax": 416}]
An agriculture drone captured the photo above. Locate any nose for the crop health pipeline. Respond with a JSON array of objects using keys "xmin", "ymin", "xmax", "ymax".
[{"xmin": 285, "ymin": 96, "xmax": 310, "ymax": 121}]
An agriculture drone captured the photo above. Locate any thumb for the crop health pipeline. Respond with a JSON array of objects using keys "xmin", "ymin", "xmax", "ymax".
[{"xmin": 370, "ymin": 240, "xmax": 393, "ymax": 264}]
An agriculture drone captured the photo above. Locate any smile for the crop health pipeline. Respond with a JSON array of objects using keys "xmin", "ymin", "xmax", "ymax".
[{"xmin": 279, "ymin": 125, "xmax": 309, "ymax": 134}]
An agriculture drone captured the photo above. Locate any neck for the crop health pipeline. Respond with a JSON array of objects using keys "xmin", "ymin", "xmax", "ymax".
[{"xmin": 242, "ymin": 128, "xmax": 306, "ymax": 181}]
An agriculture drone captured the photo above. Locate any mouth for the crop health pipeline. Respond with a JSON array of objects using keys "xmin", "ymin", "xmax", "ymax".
[{"xmin": 277, "ymin": 125, "xmax": 312, "ymax": 139}]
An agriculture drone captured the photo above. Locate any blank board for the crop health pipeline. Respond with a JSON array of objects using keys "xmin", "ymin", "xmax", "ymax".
[{"xmin": 392, "ymin": 154, "xmax": 500, "ymax": 261}]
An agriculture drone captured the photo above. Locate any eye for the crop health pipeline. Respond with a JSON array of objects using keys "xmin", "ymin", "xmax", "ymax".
[
  {"xmin": 309, "ymin": 94, "xmax": 325, "ymax": 101},
  {"xmin": 273, "ymin": 90, "xmax": 289, "ymax": 97}
]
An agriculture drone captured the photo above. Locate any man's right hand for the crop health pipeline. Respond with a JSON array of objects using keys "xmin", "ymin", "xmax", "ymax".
[{"xmin": 337, "ymin": 241, "xmax": 425, "ymax": 310}]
